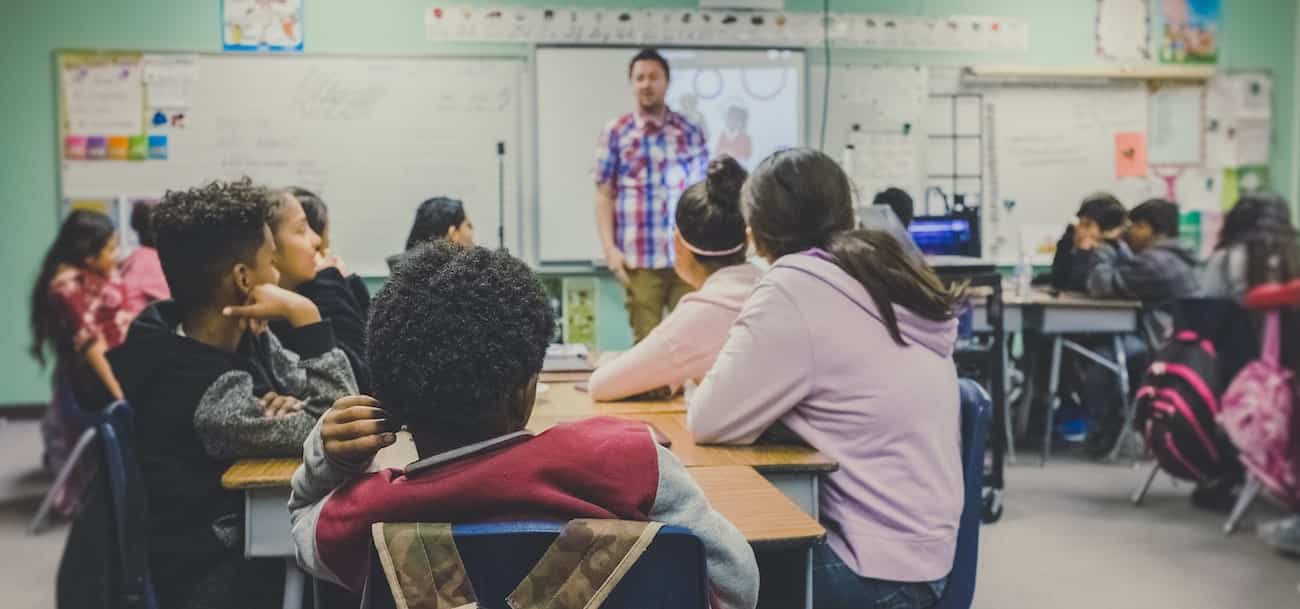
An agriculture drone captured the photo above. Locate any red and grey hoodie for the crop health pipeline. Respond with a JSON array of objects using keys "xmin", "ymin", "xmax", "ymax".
[{"xmin": 288, "ymin": 416, "xmax": 759, "ymax": 609}]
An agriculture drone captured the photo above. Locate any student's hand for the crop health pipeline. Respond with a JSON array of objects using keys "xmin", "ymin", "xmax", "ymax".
[
  {"xmin": 223, "ymin": 284, "xmax": 322, "ymax": 328},
  {"xmin": 605, "ymin": 248, "xmax": 631, "ymax": 286},
  {"xmin": 260, "ymin": 392, "xmax": 305, "ymax": 419},
  {"xmin": 320, "ymin": 396, "xmax": 398, "ymax": 466}
]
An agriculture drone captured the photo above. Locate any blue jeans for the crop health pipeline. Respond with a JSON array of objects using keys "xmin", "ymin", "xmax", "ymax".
[{"xmin": 812, "ymin": 543, "xmax": 946, "ymax": 609}]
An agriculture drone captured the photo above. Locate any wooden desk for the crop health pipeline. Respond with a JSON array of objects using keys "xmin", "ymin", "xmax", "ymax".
[
  {"xmin": 538, "ymin": 370, "xmax": 592, "ymax": 383},
  {"xmin": 529, "ymin": 412, "xmax": 835, "ymax": 516},
  {"xmin": 224, "ymin": 460, "xmax": 824, "ymax": 609},
  {"xmin": 532, "ymin": 382, "xmax": 686, "ymax": 416}
]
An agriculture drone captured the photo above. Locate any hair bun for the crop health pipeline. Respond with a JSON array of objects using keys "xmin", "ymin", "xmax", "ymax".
[{"xmin": 705, "ymin": 155, "xmax": 746, "ymax": 211}]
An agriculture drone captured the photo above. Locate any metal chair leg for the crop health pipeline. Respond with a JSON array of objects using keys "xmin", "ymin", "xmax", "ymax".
[
  {"xmin": 1223, "ymin": 476, "xmax": 1263, "ymax": 535},
  {"xmin": 1042, "ymin": 337, "xmax": 1063, "ymax": 466},
  {"xmin": 1107, "ymin": 335, "xmax": 1135, "ymax": 461},
  {"xmin": 28, "ymin": 427, "xmax": 98, "ymax": 535},
  {"xmin": 1131, "ymin": 461, "xmax": 1160, "ymax": 506}
]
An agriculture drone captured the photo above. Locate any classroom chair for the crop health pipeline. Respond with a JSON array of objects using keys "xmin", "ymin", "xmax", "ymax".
[
  {"xmin": 363, "ymin": 521, "xmax": 707, "ymax": 609},
  {"xmin": 55, "ymin": 401, "xmax": 159, "ymax": 609},
  {"xmin": 936, "ymin": 378, "xmax": 992, "ymax": 609},
  {"xmin": 29, "ymin": 371, "xmax": 111, "ymax": 535}
]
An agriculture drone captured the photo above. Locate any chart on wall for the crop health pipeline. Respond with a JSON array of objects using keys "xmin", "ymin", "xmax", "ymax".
[
  {"xmin": 535, "ymin": 47, "xmax": 805, "ymax": 263},
  {"xmin": 57, "ymin": 51, "xmax": 524, "ymax": 276}
]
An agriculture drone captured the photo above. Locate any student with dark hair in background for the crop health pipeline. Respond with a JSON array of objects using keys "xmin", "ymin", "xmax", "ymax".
[
  {"xmin": 872, "ymin": 187, "xmax": 915, "ymax": 228},
  {"xmin": 1047, "ymin": 193, "xmax": 1128, "ymax": 292},
  {"xmin": 1085, "ymin": 198, "xmax": 1199, "ymax": 301},
  {"xmin": 108, "ymin": 179, "xmax": 357, "ymax": 609},
  {"xmin": 287, "ymin": 241, "xmax": 759, "ymax": 609},
  {"xmin": 121, "ymin": 200, "xmax": 171, "ymax": 315},
  {"xmin": 271, "ymin": 187, "xmax": 373, "ymax": 393},
  {"xmin": 688, "ymin": 148, "xmax": 963, "ymax": 609},
  {"xmin": 589, "ymin": 155, "xmax": 760, "ymax": 401},
  {"xmin": 387, "ymin": 196, "xmax": 475, "ymax": 271}
]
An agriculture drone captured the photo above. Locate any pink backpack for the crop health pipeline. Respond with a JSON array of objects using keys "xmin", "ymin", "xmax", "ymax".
[{"xmin": 1218, "ymin": 311, "xmax": 1299, "ymax": 507}]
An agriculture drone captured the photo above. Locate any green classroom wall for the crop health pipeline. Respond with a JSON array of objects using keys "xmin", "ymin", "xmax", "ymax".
[{"xmin": 3, "ymin": 0, "xmax": 1296, "ymax": 405}]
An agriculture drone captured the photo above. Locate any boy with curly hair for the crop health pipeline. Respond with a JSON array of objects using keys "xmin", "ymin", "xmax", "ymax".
[
  {"xmin": 288, "ymin": 241, "xmax": 759, "ymax": 609},
  {"xmin": 109, "ymin": 178, "xmax": 358, "ymax": 608}
]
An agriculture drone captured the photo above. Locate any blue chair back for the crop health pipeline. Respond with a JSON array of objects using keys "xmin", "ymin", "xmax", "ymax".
[
  {"xmin": 99, "ymin": 402, "xmax": 159, "ymax": 609},
  {"xmin": 936, "ymin": 378, "xmax": 992, "ymax": 609},
  {"xmin": 365, "ymin": 522, "xmax": 707, "ymax": 609}
]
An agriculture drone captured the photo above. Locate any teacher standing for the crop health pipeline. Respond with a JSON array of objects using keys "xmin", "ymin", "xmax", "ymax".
[{"xmin": 594, "ymin": 48, "xmax": 710, "ymax": 343}]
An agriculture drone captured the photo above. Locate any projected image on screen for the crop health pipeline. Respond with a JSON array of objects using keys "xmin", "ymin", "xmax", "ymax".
[{"xmin": 664, "ymin": 50, "xmax": 801, "ymax": 170}]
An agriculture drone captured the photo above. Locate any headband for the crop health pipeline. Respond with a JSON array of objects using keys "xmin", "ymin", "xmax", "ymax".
[{"xmin": 681, "ymin": 237, "xmax": 747, "ymax": 257}]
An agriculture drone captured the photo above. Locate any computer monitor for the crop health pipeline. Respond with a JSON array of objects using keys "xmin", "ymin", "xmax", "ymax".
[{"xmin": 908, "ymin": 215, "xmax": 977, "ymax": 257}]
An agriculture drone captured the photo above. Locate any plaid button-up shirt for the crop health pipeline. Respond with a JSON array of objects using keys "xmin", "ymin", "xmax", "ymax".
[{"xmin": 594, "ymin": 108, "xmax": 708, "ymax": 269}]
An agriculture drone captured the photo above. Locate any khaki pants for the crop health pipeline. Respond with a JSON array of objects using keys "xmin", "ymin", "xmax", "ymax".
[{"xmin": 624, "ymin": 268, "xmax": 694, "ymax": 343}]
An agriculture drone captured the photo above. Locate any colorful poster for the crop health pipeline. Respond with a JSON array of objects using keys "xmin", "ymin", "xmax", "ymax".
[
  {"xmin": 1154, "ymin": 0, "xmax": 1219, "ymax": 64},
  {"xmin": 223, "ymin": 0, "xmax": 304, "ymax": 52},
  {"xmin": 561, "ymin": 277, "xmax": 596, "ymax": 347},
  {"xmin": 1114, "ymin": 131, "xmax": 1148, "ymax": 177}
]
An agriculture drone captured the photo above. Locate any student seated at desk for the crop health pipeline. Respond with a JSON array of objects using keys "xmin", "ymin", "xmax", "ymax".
[
  {"xmin": 294, "ymin": 186, "xmax": 372, "ymax": 314},
  {"xmin": 589, "ymin": 155, "xmax": 761, "ymax": 401},
  {"xmin": 1076, "ymin": 198, "xmax": 1200, "ymax": 455},
  {"xmin": 287, "ymin": 241, "xmax": 759, "ymax": 609},
  {"xmin": 386, "ymin": 195, "xmax": 475, "ymax": 271},
  {"xmin": 687, "ymin": 148, "xmax": 962, "ymax": 609},
  {"xmin": 1202, "ymin": 194, "xmax": 1300, "ymax": 301},
  {"xmin": 1042, "ymin": 193, "xmax": 1127, "ymax": 291},
  {"xmin": 108, "ymin": 179, "xmax": 358, "ymax": 609},
  {"xmin": 1203, "ymin": 195, "xmax": 1300, "ymax": 533},
  {"xmin": 1083, "ymin": 198, "xmax": 1200, "ymax": 302},
  {"xmin": 266, "ymin": 187, "xmax": 373, "ymax": 394}
]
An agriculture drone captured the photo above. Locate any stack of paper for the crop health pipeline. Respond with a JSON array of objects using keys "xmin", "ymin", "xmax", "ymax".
[{"xmin": 543, "ymin": 343, "xmax": 593, "ymax": 372}]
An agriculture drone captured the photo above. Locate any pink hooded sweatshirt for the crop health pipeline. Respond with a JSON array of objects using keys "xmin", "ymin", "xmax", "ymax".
[
  {"xmin": 688, "ymin": 252, "xmax": 962, "ymax": 583},
  {"xmin": 589, "ymin": 263, "xmax": 762, "ymax": 401}
]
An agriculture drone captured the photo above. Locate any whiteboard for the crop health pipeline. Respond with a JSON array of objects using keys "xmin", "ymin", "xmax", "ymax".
[
  {"xmin": 535, "ymin": 47, "xmax": 805, "ymax": 263},
  {"xmin": 59, "ymin": 53, "xmax": 524, "ymax": 276},
  {"xmin": 987, "ymin": 84, "xmax": 1162, "ymax": 263}
]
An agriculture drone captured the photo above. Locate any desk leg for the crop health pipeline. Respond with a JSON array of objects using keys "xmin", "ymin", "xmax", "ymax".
[
  {"xmin": 283, "ymin": 559, "xmax": 305, "ymax": 609},
  {"xmin": 1042, "ymin": 337, "xmax": 1063, "ymax": 466},
  {"xmin": 805, "ymin": 547, "xmax": 814, "ymax": 609},
  {"xmin": 1108, "ymin": 334, "xmax": 1135, "ymax": 461}
]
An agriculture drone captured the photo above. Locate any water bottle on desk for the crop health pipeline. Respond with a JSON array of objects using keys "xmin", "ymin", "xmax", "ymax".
[{"xmin": 1014, "ymin": 248, "xmax": 1032, "ymax": 298}]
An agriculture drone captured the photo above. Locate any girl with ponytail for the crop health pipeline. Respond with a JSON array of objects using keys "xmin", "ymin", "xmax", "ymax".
[
  {"xmin": 589, "ymin": 155, "xmax": 762, "ymax": 401},
  {"xmin": 687, "ymin": 148, "xmax": 963, "ymax": 609}
]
